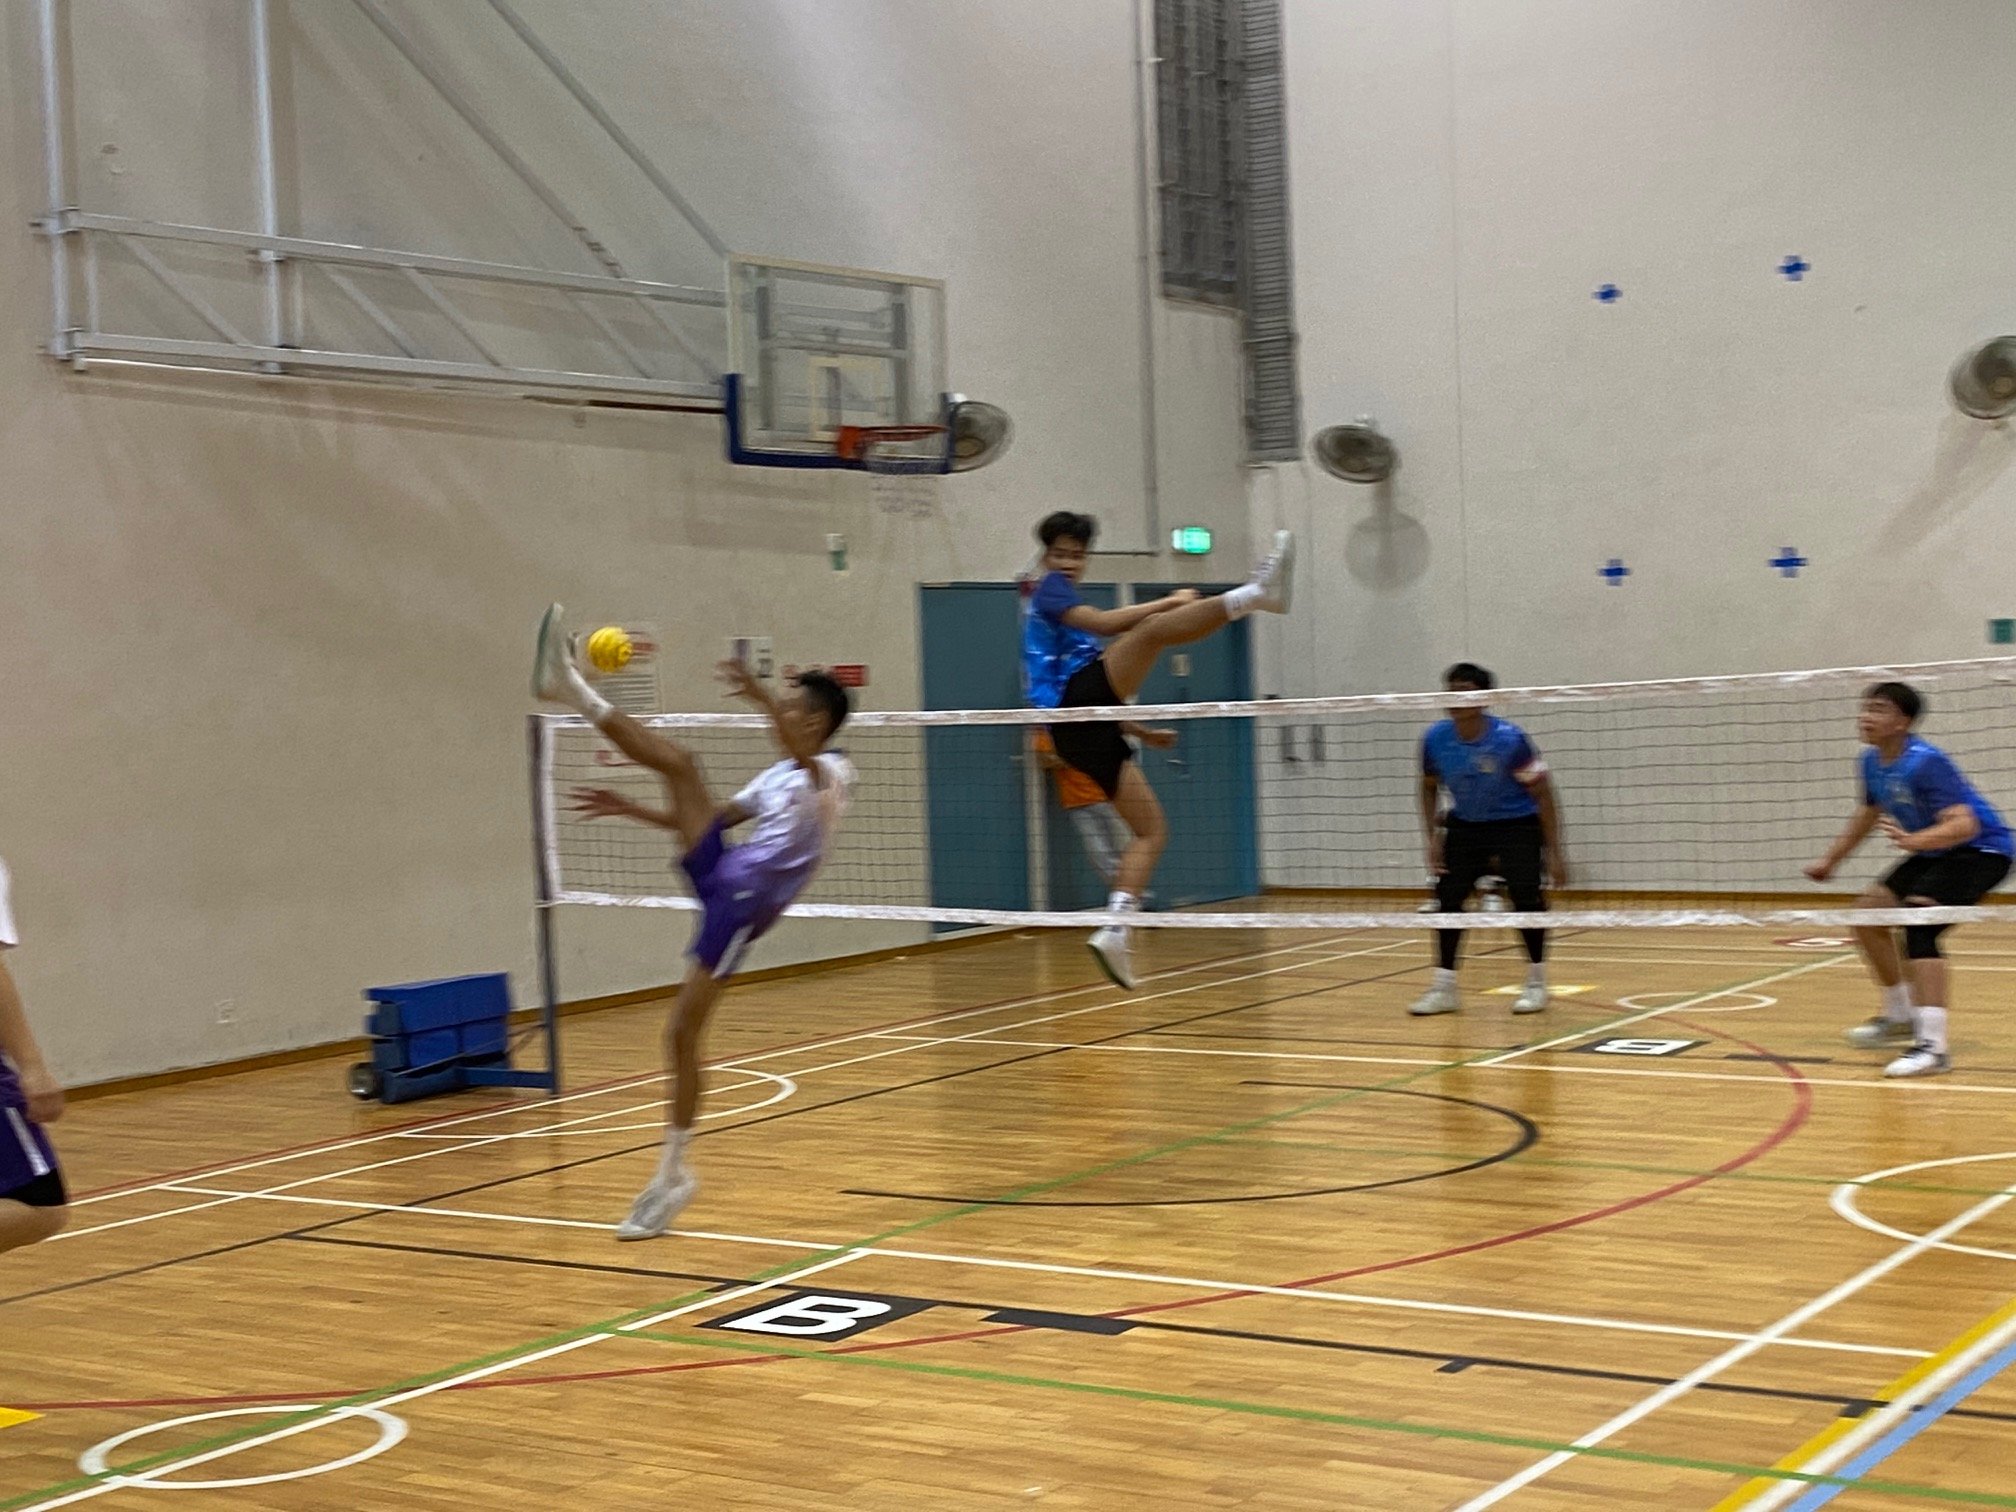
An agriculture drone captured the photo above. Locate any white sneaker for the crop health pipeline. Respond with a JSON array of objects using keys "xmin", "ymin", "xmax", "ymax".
[
  {"xmin": 1409, "ymin": 981, "xmax": 1461, "ymax": 1017},
  {"xmin": 532, "ymin": 603, "xmax": 582, "ymax": 704},
  {"xmin": 615, "ymin": 1170, "xmax": 697, "ymax": 1241},
  {"xmin": 1884, "ymin": 1043, "xmax": 1951, "ymax": 1079},
  {"xmin": 1088, "ymin": 926, "xmax": 1137, "ymax": 990},
  {"xmin": 1247, "ymin": 530, "xmax": 1296, "ymax": 614},
  {"xmin": 1512, "ymin": 982, "xmax": 1549, "ymax": 1015},
  {"xmin": 1846, "ymin": 1016, "xmax": 1916, "ymax": 1050}
]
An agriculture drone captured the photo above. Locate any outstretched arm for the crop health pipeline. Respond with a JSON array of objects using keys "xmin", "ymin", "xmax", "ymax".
[
  {"xmin": 719, "ymin": 660, "xmax": 826, "ymax": 777},
  {"xmin": 572, "ymin": 790, "xmax": 752, "ymax": 831}
]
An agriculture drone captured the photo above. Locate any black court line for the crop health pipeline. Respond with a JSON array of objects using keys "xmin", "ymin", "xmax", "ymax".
[
  {"xmin": 286, "ymin": 1232, "xmax": 746, "ymax": 1290},
  {"xmin": 0, "ymin": 951, "xmax": 1448, "ymax": 1304},
  {"xmin": 217, "ymin": 1232, "xmax": 2016, "ymax": 1428},
  {"xmin": 843, "ymin": 1086, "xmax": 1539, "ymax": 1207},
  {"xmin": 0, "ymin": 1232, "xmax": 286, "ymax": 1309}
]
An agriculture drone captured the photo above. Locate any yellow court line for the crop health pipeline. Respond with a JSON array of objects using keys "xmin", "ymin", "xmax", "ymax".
[
  {"xmin": 0, "ymin": 1408, "xmax": 39, "ymax": 1430},
  {"xmin": 1709, "ymin": 1294, "xmax": 2016, "ymax": 1510}
]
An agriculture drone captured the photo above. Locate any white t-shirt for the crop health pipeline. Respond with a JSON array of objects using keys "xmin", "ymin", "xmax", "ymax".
[{"xmin": 731, "ymin": 752, "xmax": 855, "ymax": 880}]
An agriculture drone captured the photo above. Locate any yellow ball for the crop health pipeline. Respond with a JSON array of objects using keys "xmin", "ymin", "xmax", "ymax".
[{"xmin": 585, "ymin": 626, "xmax": 633, "ymax": 675}]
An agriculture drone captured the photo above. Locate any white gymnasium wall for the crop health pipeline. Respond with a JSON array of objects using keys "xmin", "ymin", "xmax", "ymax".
[
  {"xmin": 0, "ymin": 0, "xmax": 1250, "ymax": 1085},
  {"xmin": 1255, "ymin": 0, "xmax": 2016, "ymax": 893}
]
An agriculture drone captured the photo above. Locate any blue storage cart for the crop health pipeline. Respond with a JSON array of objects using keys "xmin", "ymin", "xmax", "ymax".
[{"xmin": 348, "ymin": 972, "xmax": 558, "ymax": 1104}]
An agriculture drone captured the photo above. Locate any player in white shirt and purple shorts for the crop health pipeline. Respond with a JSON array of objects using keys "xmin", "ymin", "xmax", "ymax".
[
  {"xmin": 533, "ymin": 607, "xmax": 854, "ymax": 1240},
  {"xmin": 0, "ymin": 858, "xmax": 69, "ymax": 1255}
]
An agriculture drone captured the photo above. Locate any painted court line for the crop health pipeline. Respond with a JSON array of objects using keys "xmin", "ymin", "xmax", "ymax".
[
  {"xmin": 1454, "ymin": 1175, "xmax": 2016, "ymax": 1510},
  {"xmin": 11, "ymin": 1248, "xmax": 872, "ymax": 1512},
  {"xmin": 1783, "ymin": 1332, "xmax": 2016, "ymax": 1509},
  {"xmin": 55, "ymin": 1078, "xmax": 783, "ymax": 1243},
  {"xmin": 142, "ymin": 1183, "xmax": 1925, "ymax": 1362},
  {"xmin": 54, "ymin": 935, "xmax": 1389, "ymax": 1245},
  {"xmin": 8, "ymin": 947, "xmax": 1876, "ymax": 1504},
  {"xmin": 67, "ymin": 934, "xmax": 1362, "ymax": 1214}
]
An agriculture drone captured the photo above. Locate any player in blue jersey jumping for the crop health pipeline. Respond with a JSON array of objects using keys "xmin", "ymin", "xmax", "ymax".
[
  {"xmin": 1021, "ymin": 512, "xmax": 1294, "ymax": 989},
  {"xmin": 1412, "ymin": 663, "xmax": 1568, "ymax": 1018},
  {"xmin": 1806, "ymin": 681, "xmax": 2012, "ymax": 1078}
]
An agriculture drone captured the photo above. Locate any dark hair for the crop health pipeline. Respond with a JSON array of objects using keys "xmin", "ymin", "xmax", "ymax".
[
  {"xmin": 1864, "ymin": 681, "xmax": 1923, "ymax": 723},
  {"xmin": 1444, "ymin": 662, "xmax": 1495, "ymax": 691},
  {"xmin": 1037, "ymin": 511, "xmax": 1097, "ymax": 549},
  {"xmin": 795, "ymin": 670, "xmax": 852, "ymax": 741}
]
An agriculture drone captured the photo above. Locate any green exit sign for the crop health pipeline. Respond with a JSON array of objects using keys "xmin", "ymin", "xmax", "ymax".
[
  {"xmin": 1170, "ymin": 526, "xmax": 1214, "ymax": 555},
  {"xmin": 1993, "ymin": 618, "xmax": 2015, "ymax": 646}
]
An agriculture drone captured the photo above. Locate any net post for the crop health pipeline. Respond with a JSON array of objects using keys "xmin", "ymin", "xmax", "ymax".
[{"xmin": 528, "ymin": 713, "xmax": 563, "ymax": 1095}]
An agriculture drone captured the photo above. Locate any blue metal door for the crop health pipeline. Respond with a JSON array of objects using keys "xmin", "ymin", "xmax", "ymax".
[
  {"xmin": 919, "ymin": 585, "xmax": 1032, "ymax": 919},
  {"xmin": 1126, "ymin": 584, "xmax": 1259, "ymax": 907}
]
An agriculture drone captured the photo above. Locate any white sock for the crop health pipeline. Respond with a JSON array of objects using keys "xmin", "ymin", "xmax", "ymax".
[
  {"xmin": 570, "ymin": 668, "xmax": 616, "ymax": 726},
  {"xmin": 1105, "ymin": 890, "xmax": 1139, "ymax": 939},
  {"xmin": 1434, "ymin": 967, "xmax": 1458, "ymax": 990},
  {"xmin": 654, "ymin": 1126, "xmax": 690, "ymax": 1187},
  {"xmin": 1223, "ymin": 582, "xmax": 1262, "ymax": 620},
  {"xmin": 1881, "ymin": 982, "xmax": 1913, "ymax": 1023},
  {"xmin": 1914, "ymin": 1005, "xmax": 1948, "ymax": 1053},
  {"xmin": 1527, "ymin": 962, "xmax": 1547, "ymax": 986}
]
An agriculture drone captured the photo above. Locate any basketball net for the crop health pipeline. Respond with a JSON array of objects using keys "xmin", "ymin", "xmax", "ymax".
[{"xmin": 854, "ymin": 429, "xmax": 946, "ymax": 520}]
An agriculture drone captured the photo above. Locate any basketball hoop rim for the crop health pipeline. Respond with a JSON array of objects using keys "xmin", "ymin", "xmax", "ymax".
[{"xmin": 834, "ymin": 423, "xmax": 949, "ymax": 462}]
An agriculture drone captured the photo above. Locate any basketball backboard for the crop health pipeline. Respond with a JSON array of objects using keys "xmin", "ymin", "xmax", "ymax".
[{"xmin": 725, "ymin": 254, "xmax": 949, "ymax": 468}]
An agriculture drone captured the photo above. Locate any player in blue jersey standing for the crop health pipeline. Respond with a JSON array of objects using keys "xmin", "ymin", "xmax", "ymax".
[
  {"xmin": 1412, "ymin": 664, "xmax": 1567, "ymax": 1018},
  {"xmin": 1806, "ymin": 682, "xmax": 2012, "ymax": 1078}
]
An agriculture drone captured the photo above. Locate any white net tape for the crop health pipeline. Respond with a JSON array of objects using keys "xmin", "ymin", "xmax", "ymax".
[{"xmin": 535, "ymin": 655, "xmax": 2016, "ymax": 933}]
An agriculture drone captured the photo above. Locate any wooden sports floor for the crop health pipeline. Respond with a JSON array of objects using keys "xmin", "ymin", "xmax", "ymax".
[{"xmin": 7, "ymin": 920, "xmax": 2016, "ymax": 1509}]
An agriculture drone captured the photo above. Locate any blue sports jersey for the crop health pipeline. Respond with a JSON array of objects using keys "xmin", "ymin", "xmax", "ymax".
[
  {"xmin": 1861, "ymin": 737, "xmax": 2013, "ymax": 858},
  {"xmin": 1021, "ymin": 571, "xmax": 1104, "ymax": 708},
  {"xmin": 1422, "ymin": 716, "xmax": 1546, "ymax": 823}
]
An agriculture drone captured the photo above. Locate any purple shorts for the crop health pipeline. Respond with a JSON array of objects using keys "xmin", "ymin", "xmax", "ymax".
[
  {"xmin": 0, "ymin": 1104, "xmax": 63, "ymax": 1206},
  {"xmin": 682, "ymin": 819, "xmax": 794, "ymax": 980}
]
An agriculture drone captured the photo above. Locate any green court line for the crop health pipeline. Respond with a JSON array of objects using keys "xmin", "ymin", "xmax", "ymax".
[
  {"xmin": 622, "ymin": 1329, "xmax": 2016, "ymax": 1508},
  {"xmin": 2, "ymin": 956, "xmax": 1847, "ymax": 1509}
]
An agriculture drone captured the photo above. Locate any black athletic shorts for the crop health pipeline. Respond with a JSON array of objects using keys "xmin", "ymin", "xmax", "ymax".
[
  {"xmin": 1050, "ymin": 658, "xmax": 1133, "ymax": 802},
  {"xmin": 1881, "ymin": 847, "xmax": 2012, "ymax": 908},
  {"xmin": 1, "ymin": 1168, "xmax": 67, "ymax": 1209},
  {"xmin": 1440, "ymin": 815, "xmax": 1546, "ymax": 901}
]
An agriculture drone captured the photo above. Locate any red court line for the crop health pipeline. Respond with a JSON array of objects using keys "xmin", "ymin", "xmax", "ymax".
[{"xmin": 25, "ymin": 1009, "xmax": 1810, "ymax": 1412}]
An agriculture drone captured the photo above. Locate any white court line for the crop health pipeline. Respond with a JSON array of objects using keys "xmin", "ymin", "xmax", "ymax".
[
  {"xmin": 1471, "ymin": 954, "xmax": 1851, "ymax": 1067},
  {"xmin": 55, "ymin": 1076, "xmax": 785, "ymax": 1243},
  {"xmin": 1452, "ymin": 1175, "xmax": 2016, "ymax": 1509},
  {"xmin": 765, "ymin": 938, "xmax": 1413, "ymax": 1082},
  {"xmin": 390, "ymin": 1073, "xmax": 789, "ymax": 1140},
  {"xmin": 876, "ymin": 1033, "xmax": 2016, "ymax": 1098},
  {"xmin": 16, "ymin": 1249, "xmax": 869, "ymax": 1512},
  {"xmin": 72, "ymin": 933, "xmax": 1364, "ymax": 1213},
  {"xmin": 140, "ymin": 1185, "xmax": 1925, "ymax": 1361}
]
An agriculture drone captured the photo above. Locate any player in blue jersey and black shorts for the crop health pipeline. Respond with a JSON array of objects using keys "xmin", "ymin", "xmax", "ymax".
[
  {"xmin": 1411, "ymin": 663, "xmax": 1568, "ymax": 1018},
  {"xmin": 1806, "ymin": 681, "xmax": 2012, "ymax": 1077},
  {"xmin": 1022, "ymin": 511, "xmax": 1295, "ymax": 989}
]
